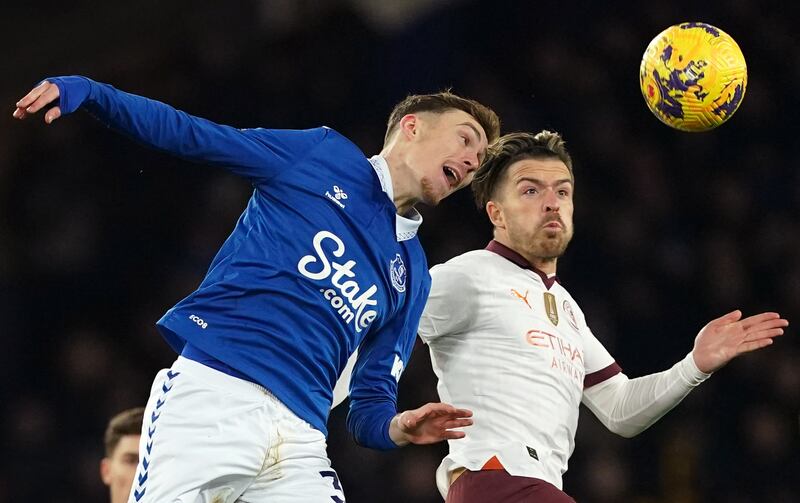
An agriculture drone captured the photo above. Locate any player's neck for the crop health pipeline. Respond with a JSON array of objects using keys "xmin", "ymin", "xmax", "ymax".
[
  {"xmin": 531, "ymin": 257, "xmax": 557, "ymax": 277},
  {"xmin": 380, "ymin": 148, "xmax": 418, "ymax": 216},
  {"xmin": 390, "ymin": 178, "xmax": 417, "ymax": 216},
  {"xmin": 494, "ymin": 235, "xmax": 558, "ymax": 276}
]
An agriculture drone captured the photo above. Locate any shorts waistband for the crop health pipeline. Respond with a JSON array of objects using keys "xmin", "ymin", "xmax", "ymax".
[
  {"xmin": 181, "ymin": 343, "xmax": 257, "ymax": 383},
  {"xmin": 177, "ymin": 345, "xmax": 271, "ymax": 397}
]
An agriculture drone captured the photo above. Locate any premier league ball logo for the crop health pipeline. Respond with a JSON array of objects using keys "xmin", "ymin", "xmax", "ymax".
[{"xmin": 390, "ymin": 254, "xmax": 406, "ymax": 293}]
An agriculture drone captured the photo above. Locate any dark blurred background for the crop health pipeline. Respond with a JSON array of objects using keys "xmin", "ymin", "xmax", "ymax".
[{"xmin": 1, "ymin": 0, "xmax": 798, "ymax": 501}]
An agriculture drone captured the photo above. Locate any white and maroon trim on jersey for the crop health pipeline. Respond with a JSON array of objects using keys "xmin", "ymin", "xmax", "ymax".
[
  {"xmin": 485, "ymin": 240, "xmax": 559, "ymax": 290},
  {"xmin": 584, "ymin": 362, "xmax": 623, "ymax": 388}
]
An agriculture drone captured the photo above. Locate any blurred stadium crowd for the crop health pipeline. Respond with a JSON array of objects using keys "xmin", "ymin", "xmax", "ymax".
[{"xmin": 1, "ymin": 0, "xmax": 797, "ymax": 501}]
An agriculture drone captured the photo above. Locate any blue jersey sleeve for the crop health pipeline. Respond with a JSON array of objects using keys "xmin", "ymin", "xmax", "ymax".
[
  {"xmin": 47, "ymin": 75, "xmax": 327, "ymax": 183},
  {"xmin": 345, "ymin": 312, "xmax": 419, "ymax": 451}
]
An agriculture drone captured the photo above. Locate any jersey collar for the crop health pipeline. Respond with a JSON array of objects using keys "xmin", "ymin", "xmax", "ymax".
[
  {"xmin": 485, "ymin": 240, "xmax": 560, "ymax": 290},
  {"xmin": 368, "ymin": 155, "xmax": 423, "ymax": 242}
]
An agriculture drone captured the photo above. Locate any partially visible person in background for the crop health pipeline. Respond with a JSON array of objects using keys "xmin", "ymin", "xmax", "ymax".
[{"xmin": 101, "ymin": 407, "xmax": 144, "ymax": 503}]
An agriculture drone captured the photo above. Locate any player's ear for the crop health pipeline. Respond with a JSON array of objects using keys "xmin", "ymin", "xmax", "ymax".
[
  {"xmin": 398, "ymin": 114, "xmax": 420, "ymax": 141},
  {"xmin": 100, "ymin": 457, "xmax": 112, "ymax": 485},
  {"xmin": 486, "ymin": 200, "xmax": 505, "ymax": 229}
]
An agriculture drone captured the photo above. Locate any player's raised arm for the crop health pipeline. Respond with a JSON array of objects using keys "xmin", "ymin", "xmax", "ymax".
[
  {"xmin": 12, "ymin": 76, "xmax": 326, "ymax": 182},
  {"xmin": 582, "ymin": 310, "xmax": 788, "ymax": 438}
]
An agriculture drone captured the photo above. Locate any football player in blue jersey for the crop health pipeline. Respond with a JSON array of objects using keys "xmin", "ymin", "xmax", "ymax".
[{"xmin": 14, "ymin": 78, "xmax": 500, "ymax": 502}]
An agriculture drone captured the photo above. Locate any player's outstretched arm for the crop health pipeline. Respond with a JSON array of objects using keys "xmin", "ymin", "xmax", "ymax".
[
  {"xmin": 583, "ymin": 309, "xmax": 788, "ymax": 438},
  {"xmin": 691, "ymin": 310, "xmax": 788, "ymax": 373},
  {"xmin": 13, "ymin": 76, "xmax": 326, "ymax": 182},
  {"xmin": 388, "ymin": 403, "xmax": 473, "ymax": 447}
]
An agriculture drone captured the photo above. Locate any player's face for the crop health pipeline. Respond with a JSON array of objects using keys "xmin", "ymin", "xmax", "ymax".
[
  {"xmin": 100, "ymin": 434, "xmax": 140, "ymax": 503},
  {"xmin": 405, "ymin": 109, "xmax": 488, "ymax": 206},
  {"xmin": 494, "ymin": 158, "xmax": 574, "ymax": 261}
]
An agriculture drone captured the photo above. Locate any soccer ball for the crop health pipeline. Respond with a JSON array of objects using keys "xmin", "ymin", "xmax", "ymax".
[{"xmin": 639, "ymin": 22, "xmax": 747, "ymax": 132}]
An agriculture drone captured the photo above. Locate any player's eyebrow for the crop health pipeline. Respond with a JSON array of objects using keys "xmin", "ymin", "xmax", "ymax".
[
  {"xmin": 516, "ymin": 177, "xmax": 574, "ymax": 187},
  {"xmin": 459, "ymin": 122, "xmax": 484, "ymax": 144}
]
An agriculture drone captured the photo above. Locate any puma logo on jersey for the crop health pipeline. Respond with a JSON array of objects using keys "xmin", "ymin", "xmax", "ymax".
[
  {"xmin": 511, "ymin": 288, "xmax": 531, "ymax": 309},
  {"xmin": 298, "ymin": 230, "xmax": 379, "ymax": 333}
]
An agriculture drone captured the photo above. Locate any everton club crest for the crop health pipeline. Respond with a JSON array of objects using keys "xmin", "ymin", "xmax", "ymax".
[{"xmin": 390, "ymin": 254, "xmax": 406, "ymax": 293}]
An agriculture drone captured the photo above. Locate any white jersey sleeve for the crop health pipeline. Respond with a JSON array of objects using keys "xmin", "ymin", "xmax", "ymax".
[
  {"xmin": 418, "ymin": 262, "xmax": 480, "ymax": 343},
  {"xmin": 581, "ymin": 324, "xmax": 619, "ymax": 380},
  {"xmin": 582, "ymin": 352, "xmax": 711, "ymax": 437}
]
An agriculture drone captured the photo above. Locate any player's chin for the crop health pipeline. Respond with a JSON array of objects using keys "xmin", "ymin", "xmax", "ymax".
[
  {"xmin": 533, "ymin": 238, "xmax": 568, "ymax": 259},
  {"xmin": 539, "ymin": 230, "xmax": 572, "ymax": 249},
  {"xmin": 422, "ymin": 188, "xmax": 451, "ymax": 206}
]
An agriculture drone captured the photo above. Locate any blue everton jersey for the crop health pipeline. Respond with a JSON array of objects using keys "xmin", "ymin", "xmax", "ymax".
[{"xmin": 50, "ymin": 76, "xmax": 430, "ymax": 446}]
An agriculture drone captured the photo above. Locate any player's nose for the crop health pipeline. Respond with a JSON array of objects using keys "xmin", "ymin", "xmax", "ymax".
[
  {"xmin": 462, "ymin": 153, "xmax": 478, "ymax": 174},
  {"xmin": 543, "ymin": 189, "xmax": 560, "ymax": 211}
]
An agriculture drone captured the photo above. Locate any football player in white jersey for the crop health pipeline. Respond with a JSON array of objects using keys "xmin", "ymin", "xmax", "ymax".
[{"xmin": 417, "ymin": 131, "xmax": 789, "ymax": 502}]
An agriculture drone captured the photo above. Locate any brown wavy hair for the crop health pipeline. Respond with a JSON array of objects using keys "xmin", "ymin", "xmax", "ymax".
[{"xmin": 472, "ymin": 130, "xmax": 573, "ymax": 210}]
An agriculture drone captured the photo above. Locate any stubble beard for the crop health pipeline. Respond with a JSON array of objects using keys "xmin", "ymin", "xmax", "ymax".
[{"xmin": 521, "ymin": 226, "xmax": 573, "ymax": 262}]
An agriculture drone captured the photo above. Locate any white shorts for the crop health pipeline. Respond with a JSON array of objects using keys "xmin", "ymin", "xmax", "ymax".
[{"xmin": 128, "ymin": 356, "xmax": 346, "ymax": 502}]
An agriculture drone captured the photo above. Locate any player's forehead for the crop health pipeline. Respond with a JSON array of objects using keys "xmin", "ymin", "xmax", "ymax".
[
  {"xmin": 112, "ymin": 434, "xmax": 141, "ymax": 457},
  {"xmin": 432, "ymin": 109, "xmax": 487, "ymax": 142},
  {"xmin": 506, "ymin": 158, "xmax": 572, "ymax": 185}
]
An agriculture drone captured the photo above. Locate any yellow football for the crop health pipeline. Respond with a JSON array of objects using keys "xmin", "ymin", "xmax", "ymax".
[{"xmin": 640, "ymin": 22, "xmax": 747, "ymax": 132}]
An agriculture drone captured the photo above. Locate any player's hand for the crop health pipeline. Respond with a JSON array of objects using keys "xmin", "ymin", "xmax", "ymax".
[
  {"xmin": 692, "ymin": 310, "xmax": 788, "ymax": 373},
  {"xmin": 13, "ymin": 80, "xmax": 62, "ymax": 123},
  {"xmin": 389, "ymin": 402, "xmax": 473, "ymax": 447}
]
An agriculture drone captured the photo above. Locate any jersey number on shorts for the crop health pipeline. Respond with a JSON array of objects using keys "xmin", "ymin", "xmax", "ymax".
[{"xmin": 319, "ymin": 470, "xmax": 345, "ymax": 502}]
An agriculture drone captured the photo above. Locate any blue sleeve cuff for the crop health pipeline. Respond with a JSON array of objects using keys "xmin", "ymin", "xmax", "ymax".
[
  {"xmin": 47, "ymin": 76, "xmax": 93, "ymax": 116},
  {"xmin": 346, "ymin": 402, "xmax": 398, "ymax": 451}
]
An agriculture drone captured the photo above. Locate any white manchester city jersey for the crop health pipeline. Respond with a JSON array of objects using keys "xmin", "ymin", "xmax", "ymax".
[{"xmin": 418, "ymin": 241, "xmax": 621, "ymax": 496}]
